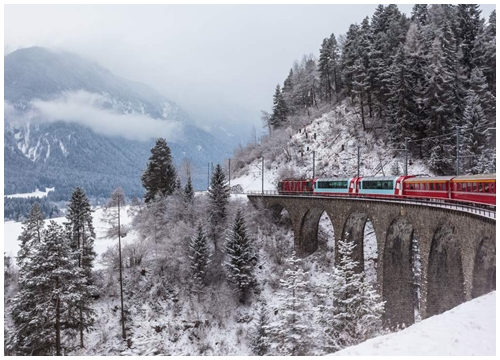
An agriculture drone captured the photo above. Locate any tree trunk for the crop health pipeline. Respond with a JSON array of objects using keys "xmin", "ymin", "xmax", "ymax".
[
  {"xmin": 56, "ymin": 279, "xmax": 61, "ymax": 356},
  {"xmin": 118, "ymin": 199, "xmax": 127, "ymax": 341}
]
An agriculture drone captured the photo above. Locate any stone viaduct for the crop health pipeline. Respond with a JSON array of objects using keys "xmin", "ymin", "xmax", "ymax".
[{"xmin": 248, "ymin": 195, "xmax": 496, "ymax": 328}]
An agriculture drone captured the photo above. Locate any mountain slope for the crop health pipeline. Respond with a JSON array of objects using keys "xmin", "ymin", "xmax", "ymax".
[{"xmin": 4, "ymin": 47, "xmax": 231, "ymax": 200}]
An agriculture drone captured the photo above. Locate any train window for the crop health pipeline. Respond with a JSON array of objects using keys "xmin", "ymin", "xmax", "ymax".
[
  {"xmin": 467, "ymin": 183, "xmax": 472, "ymax": 192},
  {"xmin": 492, "ymin": 183, "xmax": 496, "ymax": 194},
  {"xmin": 473, "ymin": 182, "xmax": 477, "ymax": 192},
  {"xmin": 462, "ymin": 183, "xmax": 467, "ymax": 192},
  {"xmin": 478, "ymin": 183, "xmax": 483, "ymax": 192}
]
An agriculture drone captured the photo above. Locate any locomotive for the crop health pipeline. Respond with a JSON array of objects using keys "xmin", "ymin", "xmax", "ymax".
[{"xmin": 277, "ymin": 173, "xmax": 496, "ymax": 206}]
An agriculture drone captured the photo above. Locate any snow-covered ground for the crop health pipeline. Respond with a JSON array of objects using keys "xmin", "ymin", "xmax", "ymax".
[
  {"xmin": 333, "ymin": 291, "xmax": 496, "ymax": 356},
  {"xmin": 4, "ymin": 187, "xmax": 55, "ymax": 198},
  {"xmin": 4, "ymin": 206, "xmax": 136, "ymax": 270}
]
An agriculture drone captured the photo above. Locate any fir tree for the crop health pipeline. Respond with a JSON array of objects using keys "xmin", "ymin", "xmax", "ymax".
[
  {"xmin": 320, "ymin": 239, "xmax": 384, "ymax": 349},
  {"xmin": 248, "ymin": 302, "xmax": 271, "ymax": 355},
  {"xmin": 141, "ymin": 138, "xmax": 178, "ymax": 203},
  {"xmin": 386, "ymin": 44, "xmax": 418, "ymax": 144},
  {"xmin": 189, "ymin": 223, "xmax": 211, "ymax": 296},
  {"xmin": 184, "ymin": 175, "xmax": 194, "ymax": 203},
  {"xmin": 207, "ymin": 163, "xmax": 231, "ymax": 253},
  {"xmin": 468, "ymin": 67, "xmax": 496, "ymax": 123},
  {"xmin": 223, "ymin": 208, "xmax": 256, "ymax": 303},
  {"xmin": 461, "ymin": 91, "xmax": 491, "ymax": 174},
  {"xmin": 64, "ymin": 186, "xmax": 97, "ymax": 348},
  {"xmin": 411, "ymin": 4, "xmax": 429, "ymax": 26},
  {"xmin": 8, "ymin": 221, "xmax": 80, "ymax": 355},
  {"xmin": 423, "ymin": 34, "xmax": 456, "ymax": 174},
  {"xmin": 267, "ymin": 253, "xmax": 319, "ymax": 355},
  {"xmin": 16, "ymin": 203, "xmax": 45, "ymax": 267},
  {"xmin": 270, "ymin": 84, "xmax": 288, "ymax": 130},
  {"xmin": 456, "ymin": 4, "xmax": 482, "ymax": 77}
]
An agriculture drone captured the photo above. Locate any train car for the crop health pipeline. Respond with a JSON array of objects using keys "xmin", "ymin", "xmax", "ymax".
[
  {"xmin": 402, "ymin": 176, "xmax": 453, "ymax": 200},
  {"xmin": 313, "ymin": 177, "xmax": 356, "ymax": 196},
  {"xmin": 450, "ymin": 174, "xmax": 496, "ymax": 206},
  {"xmin": 357, "ymin": 176, "xmax": 399, "ymax": 197},
  {"xmin": 278, "ymin": 179, "xmax": 315, "ymax": 195}
]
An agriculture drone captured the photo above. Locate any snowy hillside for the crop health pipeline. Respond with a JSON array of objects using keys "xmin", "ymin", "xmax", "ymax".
[
  {"xmin": 230, "ymin": 102, "xmax": 432, "ymax": 193},
  {"xmin": 333, "ymin": 291, "xmax": 496, "ymax": 356}
]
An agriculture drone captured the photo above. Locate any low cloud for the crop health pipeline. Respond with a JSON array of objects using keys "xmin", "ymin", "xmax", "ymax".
[{"xmin": 23, "ymin": 90, "xmax": 183, "ymax": 142}]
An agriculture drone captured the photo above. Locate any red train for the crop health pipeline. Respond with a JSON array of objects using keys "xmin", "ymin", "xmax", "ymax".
[{"xmin": 277, "ymin": 174, "xmax": 496, "ymax": 207}]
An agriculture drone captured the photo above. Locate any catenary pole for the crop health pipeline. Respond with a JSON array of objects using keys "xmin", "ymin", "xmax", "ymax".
[
  {"xmin": 312, "ymin": 150, "xmax": 315, "ymax": 178},
  {"xmin": 456, "ymin": 128, "xmax": 460, "ymax": 175},
  {"xmin": 405, "ymin": 137, "xmax": 408, "ymax": 176}
]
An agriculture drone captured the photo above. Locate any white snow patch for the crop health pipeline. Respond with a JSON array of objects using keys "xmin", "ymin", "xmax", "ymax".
[
  {"xmin": 59, "ymin": 140, "xmax": 69, "ymax": 156},
  {"xmin": 5, "ymin": 187, "xmax": 55, "ymax": 199},
  {"xmin": 332, "ymin": 291, "xmax": 496, "ymax": 356}
]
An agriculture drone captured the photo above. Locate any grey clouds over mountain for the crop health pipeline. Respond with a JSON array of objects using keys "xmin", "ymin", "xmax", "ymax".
[{"xmin": 4, "ymin": 47, "xmax": 232, "ymax": 199}]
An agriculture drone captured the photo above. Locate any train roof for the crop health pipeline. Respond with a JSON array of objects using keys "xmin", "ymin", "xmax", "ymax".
[
  {"xmin": 361, "ymin": 176, "xmax": 398, "ymax": 181},
  {"xmin": 405, "ymin": 176, "xmax": 455, "ymax": 182},
  {"xmin": 452, "ymin": 174, "xmax": 496, "ymax": 182},
  {"xmin": 316, "ymin": 177, "xmax": 352, "ymax": 181}
]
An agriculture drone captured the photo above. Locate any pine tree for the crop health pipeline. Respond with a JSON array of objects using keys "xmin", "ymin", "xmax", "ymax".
[
  {"xmin": 282, "ymin": 69, "xmax": 295, "ymax": 114},
  {"xmin": 318, "ymin": 37, "xmax": 333, "ymax": 101},
  {"xmin": 207, "ymin": 163, "xmax": 230, "ymax": 254},
  {"xmin": 321, "ymin": 239, "xmax": 384, "ymax": 349},
  {"xmin": 248, "ymin": 302, "xmax": 271, "ymax": 355},
  {"xmin": 267, "ymin": 253, "xmax": 319, "ymax": 355},
  {"xmin": 340, "ymin": 23, "xmax": 361, "ymax": 100},
  {"xmin": 386, "ymin": 44, "xmax": 418, "ymax": 145},
  {"xmin": 456, "ymin": 4, "xmax": 482, "ymax": 77},
  {"xmin": 223, "ymin": 208, "xmax": 256, "ymax": 304},
  {"xmin": 189, "ymin": 223, "xmax": 211, "ymax": 296},
  {"xmin": 184, "ymin": 175, "xmax": 194, "ymax": 203},
  {"xmin": 64, "ymin": 187, "xmax": 97, "ymax": 348},
  {"xmin": 461, "ymin": 91, "xmax": 491, "ymax": 174},
  {"xmin": 141, "ymin": 138, "xmax": 178, "ymax": 203},
  {"xmin": 270, "ymin": 84, "xmax": 288, "ymax": 130},
  {"xmin": 411, "ymin": 4, "xmax": 429, "ymax": 26},
  {"xmin": 101, "ymin": 187, "xmax": 127, "ymax": 341},
  {"xmin": 16, "ymin": 203, "xmax": 45, "ymax": 267},
  {"xmin": 423, "ymin": 33, "xmax": 456, "ymax": 174},
  {"xmin": 8, "ymin": 221, "xmax": 80, "ymax": 355},
  {"xmin": 468, "ymin": 67, "xmax": 496, "ymax": 123}
]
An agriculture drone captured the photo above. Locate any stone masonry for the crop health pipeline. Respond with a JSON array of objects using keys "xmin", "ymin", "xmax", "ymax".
[{"xmin": 248, "ymin": 195, "xmax": 496, "ymax": 328}]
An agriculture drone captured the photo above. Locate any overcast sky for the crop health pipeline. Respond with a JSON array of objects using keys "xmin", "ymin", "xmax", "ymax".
[{"xmin": 4, "ymin": 4, "xmax": 496, "ymax": 135}]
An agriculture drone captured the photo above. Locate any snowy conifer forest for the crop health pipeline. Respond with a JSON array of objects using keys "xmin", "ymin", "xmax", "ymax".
[{"xmin": 3, "ymin": 3, "xmax": 496, "ymax": 357}]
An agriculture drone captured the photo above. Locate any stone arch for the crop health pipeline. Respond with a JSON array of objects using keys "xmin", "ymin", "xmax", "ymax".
[
  {"xmin": 298, "ymin": 207, "xmax": 324, "ymax": 256},
  {"xmin": 472, "ymin": 237, "xmax": 496, "ymax": 298},
  {"xmin": 426, "ymin": 225, "xmax": 465, "ymax": 318},
  {"xmin": 363, "ymin": 218, "xmax": 378, "ymax": 285},
  {"xmin": 382, "ymin": 217, "xmax": 415, "ymax": 328},
  {"xmin": 268, "ymin": 202, "xmax": 292, "ymax": 227},
  {"xmin": 340, "ymin": 211, "xmax": 369, "ymax": 273},
  {"xmin": 317, "ymin": 211, "xmax": 336, "ymax": 254}
]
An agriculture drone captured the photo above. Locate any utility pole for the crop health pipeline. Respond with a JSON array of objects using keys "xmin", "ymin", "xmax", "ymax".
[
  {"xmin": 117, "ymin": 197, "xmax": 126, "ymax": 341},
  {"xmin": 312, "ymin": 151, "xmax": 315, "ymax": 178},
  {"xmin": 357, "ymin": 146, "xmax": 360, "ymax": 177},
  {"xmin": 262, "ymin": 157, "xmax": 264, "ymax": 195},
  {"xmin": 405, "ymin": 137, "xmax": 408, "ymax": 176},
  {"xmin": 456, "ymin": 128, "xmax": 460, "ymax": 175},
  {"xmin": 228, "ymin": 159, "xmax": 231, "ymax": 187},
  {"xmin": 207, "ymin": 162, "xmax": 210, "ymax": 189}
]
